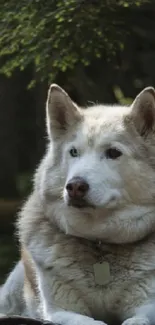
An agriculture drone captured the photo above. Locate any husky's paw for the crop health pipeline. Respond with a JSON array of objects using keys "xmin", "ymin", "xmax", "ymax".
[
  {"xmin": 52, "ymin": 318, "xmax": 107, "ymax": 325},
  {"xmin": 81, "ymin": 319, "xmax": 107, "ymax": 325},
  {"xmin": 47, "ymin": 311, "xmax": 107, "ymax": 325},
  {"xmin": 122, "ymin": 316, "xmax": 150, "ymax": 325}
]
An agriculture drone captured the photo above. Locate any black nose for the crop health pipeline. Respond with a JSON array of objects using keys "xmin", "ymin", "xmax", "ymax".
[{"xmin": 66, "ymin": 177, "xmax": 89, "ymax": 199}]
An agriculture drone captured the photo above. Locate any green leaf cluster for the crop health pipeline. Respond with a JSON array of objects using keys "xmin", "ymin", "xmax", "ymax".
[{"xmin": 0, "ymin": 0, "xmax": 149, "ymax": 84}]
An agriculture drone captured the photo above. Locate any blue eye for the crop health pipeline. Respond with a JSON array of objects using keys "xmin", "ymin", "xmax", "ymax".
[{"xmin": 69, "ymin": 147, "xmax": 79, "ymax": 157}]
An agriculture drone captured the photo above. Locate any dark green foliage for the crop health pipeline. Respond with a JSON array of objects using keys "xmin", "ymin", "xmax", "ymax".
[{"xmin": 0, "ymin": 0, "xmax": 149, "ymax": 85}]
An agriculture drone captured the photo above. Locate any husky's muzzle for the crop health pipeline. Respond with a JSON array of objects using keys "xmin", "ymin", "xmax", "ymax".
[{"xmin": 65, "ymin": 176, "xmax": 91, "ymax": 208}]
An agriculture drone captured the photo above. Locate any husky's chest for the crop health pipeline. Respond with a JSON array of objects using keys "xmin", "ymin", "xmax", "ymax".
[
  {"xmin": 72, "ymin": 238, "xmax": 155, "ymax": 319},
  {"xmin": 54, "ymin": 236, "xmax": 155, "ymax": 288},
  {"xmin": 53, "ymin": 236, "xmax": 155, "ymax": 315},
  {"xmin": 76, "ymin": 243, "xmax": 140, "ymax": 290}
]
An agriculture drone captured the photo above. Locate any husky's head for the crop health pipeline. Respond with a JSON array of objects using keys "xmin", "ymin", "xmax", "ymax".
[{"xmin": 36, "ymin": 84, "xmax": 155, "ymax": 243}]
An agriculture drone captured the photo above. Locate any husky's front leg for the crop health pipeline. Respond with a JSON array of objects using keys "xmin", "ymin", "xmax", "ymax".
[
  {"xmin": 37, "ymin": 267, "xmax": 106, "ymax": 325},
  {"xmin": 122, "ymin": 304, "xmax": 155, "ymax": 325},
  {"xmin": 122, "ymin": 317, "xmax": 149, "ymax": 325},
  {"xmin": 0, "ymin": 261, "xmax": 25, "ymax": 316}
]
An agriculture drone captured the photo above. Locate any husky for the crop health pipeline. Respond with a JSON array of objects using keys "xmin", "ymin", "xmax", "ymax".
[{"xmin": 1, "ymin": 84, "xmax": 155, "ymax": 325}]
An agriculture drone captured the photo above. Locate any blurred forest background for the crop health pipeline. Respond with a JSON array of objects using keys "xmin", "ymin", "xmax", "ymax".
[{"xmin": 0, "ymin": 0, "xmax": 154, "ymax": 283}]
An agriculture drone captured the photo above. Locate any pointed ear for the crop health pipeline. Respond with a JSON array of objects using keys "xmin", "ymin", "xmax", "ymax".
[
  {"xmin": 130, "ymin": 87, "xmax": 155, "ymax": 137},
  {"xmin": 46, "ymin": 84, "xmax": 82, "ymax": 138}
]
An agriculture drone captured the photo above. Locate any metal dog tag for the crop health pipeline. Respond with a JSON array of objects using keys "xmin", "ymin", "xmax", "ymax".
[{"xmin": 93, "ymin": 261, "xmax": 111, "ymax": 285}]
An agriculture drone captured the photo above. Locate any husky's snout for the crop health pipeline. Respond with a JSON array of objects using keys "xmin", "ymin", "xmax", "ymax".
[
  {"xmin": 66, "ymin": 177, "xmax": 89, "ymax": 198},
  {"xmin": 65, "ymin": 177, "xmax": 90, "ymax": 208}
]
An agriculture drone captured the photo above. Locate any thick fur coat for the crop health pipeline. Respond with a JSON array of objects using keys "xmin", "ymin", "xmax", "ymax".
[{"xmin": 1, "ymin": 85, "xmax": 155, "ymax": 325}]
